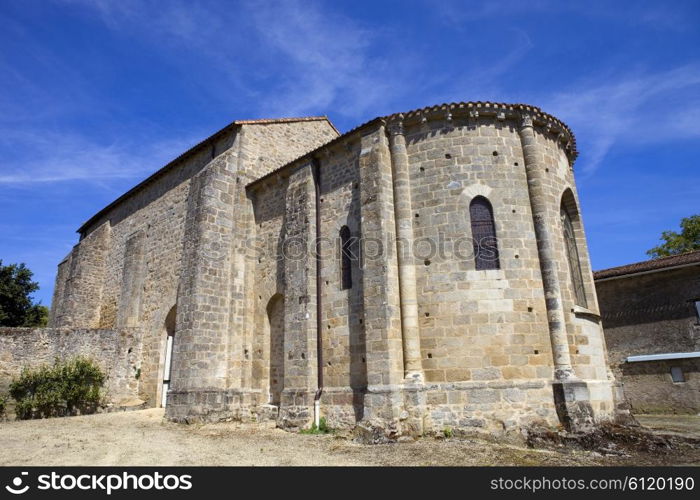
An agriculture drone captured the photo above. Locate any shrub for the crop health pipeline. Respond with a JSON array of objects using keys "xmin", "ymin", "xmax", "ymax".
[
  {"xmin": 0, "ymin": 395, "xmax": 6, "ymax": 418},
  {"xmin": 9, "ymin": 357, "xmax": 105, "ymax": 419}
]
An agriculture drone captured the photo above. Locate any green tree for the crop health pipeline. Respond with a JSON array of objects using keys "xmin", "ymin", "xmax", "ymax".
[
  {"xmin": 646, "ymin": 215, "xmax": 700, "ymax": 258},
  {"xmin": 0, "ymin": 261, "xmax": 48, "ymax": 327}
]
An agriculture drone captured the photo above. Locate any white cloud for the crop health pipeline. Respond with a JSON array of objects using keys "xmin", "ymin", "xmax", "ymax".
[
  {"xmin": 0, "ymin": 129, "xmax": 200, "ymax": 185},
  {"xmin": 243, "ymin": 0, "xmax": 400, "ymax": 118},
  {"xmin": 540, "ymin": 64, "xmax": 700, "ymax": 174},
  {"xmin": 53, "ymin": 0, "xmax": 419, "ymax": 121}
]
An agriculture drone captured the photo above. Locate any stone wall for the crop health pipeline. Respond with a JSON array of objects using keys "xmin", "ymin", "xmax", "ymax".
[
  {"xmin": 406, "ymin": 117, "xmax": 552, "ymax": 386},
  {"xmin": 596, "ymin": 265, "xmax": 700, "ymax": 414},
  {"xmin": 0, "ymin": 327, "xmax": 142, "ymax": 405}
]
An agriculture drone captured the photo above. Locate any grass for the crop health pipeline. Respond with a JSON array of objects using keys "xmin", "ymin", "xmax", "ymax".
[{"xmin": 300, "ymin": 417, "xmax": 332, "ymax": 435}]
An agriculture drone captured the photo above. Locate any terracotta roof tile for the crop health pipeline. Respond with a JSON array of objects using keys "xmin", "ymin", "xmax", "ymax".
[{"xmin": 594, "ymin": 250, "xmax": 700, "ymax": 280}]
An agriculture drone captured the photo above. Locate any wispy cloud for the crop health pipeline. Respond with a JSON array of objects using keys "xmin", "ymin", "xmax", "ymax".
[
  {"xmin": 433, "ymin": 0, "xmax": 697, "ymax": 32},
  {"xmin": 541, "ymin": 64, "xmax": 700, "ymax": 175},
  {"xmin": 55, "ymin": 0, "xmax": 420, "ymax": 121},
  {"xmin": 0, "ymin": 129, "xmax": 200, "ymax": 185},
  {"xmin": 243, "ymin": 0, "xmax": 405, "ymax": 118}
]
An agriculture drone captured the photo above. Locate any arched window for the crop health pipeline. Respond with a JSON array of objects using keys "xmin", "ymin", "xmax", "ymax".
[
  {"xmin": 561, "ymin": 207, "xmax": 587, "ymax": 307},
  {"xmin": 340, "ymin": 226, "xmax": 353, "ymax": 290},
  {"xmin": 470, "ymin": 197, "xmax": 499, "ymax": 270}
]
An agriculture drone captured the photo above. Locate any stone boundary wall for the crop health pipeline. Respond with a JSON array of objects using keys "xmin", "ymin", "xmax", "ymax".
[{"xmin": 0, "ymin": 328, "xmax": 142, "ymax": 405}]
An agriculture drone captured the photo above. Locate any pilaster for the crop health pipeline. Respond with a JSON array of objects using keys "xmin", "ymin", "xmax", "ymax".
[
  {"xmin": 166, "ymin": 145, "xmax": 238, "ymax": 420},
  {"xmin": 358, "ymin": 124, "xmax": 405, "ymax": 426},
  {"xmin": 279, "ymin": 161, "xmax": 319, "ymax": 427}
]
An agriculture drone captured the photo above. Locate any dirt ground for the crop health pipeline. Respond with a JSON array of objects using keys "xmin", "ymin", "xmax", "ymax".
[{"xmin": 0, "ymin": 409, "xmax": 697, "ymax": 466}]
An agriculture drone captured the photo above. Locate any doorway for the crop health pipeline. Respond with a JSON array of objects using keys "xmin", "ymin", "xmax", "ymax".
[{"xmin": 161, "ymin": 305, "xmax": 177, "ymax": 408}]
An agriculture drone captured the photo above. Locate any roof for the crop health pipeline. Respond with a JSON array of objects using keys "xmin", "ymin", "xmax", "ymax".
[
  {"xmin": 77, "ymin": 116, "xmax": 336, "ymax": 235},
  {"xmin": 594, "ymin": 250, "xmax": 700, "ymax": 280},
  {"xmin": 248, "ymin": 100, "xmax": 578, "ymax": 189}
]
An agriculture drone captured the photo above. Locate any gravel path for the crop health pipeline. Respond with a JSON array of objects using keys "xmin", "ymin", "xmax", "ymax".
[{"xmin": 0, "ymin": 409, "xmax": 697, "ymax": 466}]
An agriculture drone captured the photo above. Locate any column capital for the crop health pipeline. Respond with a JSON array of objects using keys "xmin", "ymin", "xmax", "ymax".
[
  {"xmin": 387, "ymin": 115, "xmax": 405, "ymax": 137},
  {"xmin": 518, "ymin": 113, "xmax": 534, "ymax": 130}
]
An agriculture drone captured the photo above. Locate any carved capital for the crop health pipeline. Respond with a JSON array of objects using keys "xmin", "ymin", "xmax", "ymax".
[
  {"xmin": 387, "ymin": 118, "xmax": 405, "ymax": 137},
  {"xmin": 519, "ymin": 113, "xmax": 534, "ymax": 130}
]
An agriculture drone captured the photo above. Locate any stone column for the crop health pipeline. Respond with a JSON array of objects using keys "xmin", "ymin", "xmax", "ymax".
[
  {"xmin": 387, "ymin": 118, "xmax": 423, "ymax": 381},
  {"xmin": 279, "ymin": 161, "xmax": 319, "ymax": 427},
  {"xmin": 358, "ymin": 124, "xmax": 405, "ymax": 428},
  {"xmin": 517, "ymin": 114, "xmax": 574, "ymax": 381},
  {"xmin": 518, "ymin": 114, "xmax": 595, "ymax": 431}
]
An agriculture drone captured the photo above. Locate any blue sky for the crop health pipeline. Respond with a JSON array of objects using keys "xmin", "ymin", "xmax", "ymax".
[{"xmin": 1, "ymin": 0, "xmax": 699, "ymax": 306}]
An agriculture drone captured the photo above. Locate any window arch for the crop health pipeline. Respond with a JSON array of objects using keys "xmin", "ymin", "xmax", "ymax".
[
  {"xmin": 340, "ymin": 226, "xmax": 353, "ymax": 290},
  {"xmin": 561, "ymin": 206, "xmax": 587, "ymax": 307},
  {"xmin": 470, "ymin": 196, "xmax": 500, "ymax": 270}
]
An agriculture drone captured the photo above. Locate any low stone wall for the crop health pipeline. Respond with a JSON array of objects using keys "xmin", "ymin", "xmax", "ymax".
[{"xmin": 0, "ymin": 327, "xmax": 142, "ymax": 404}]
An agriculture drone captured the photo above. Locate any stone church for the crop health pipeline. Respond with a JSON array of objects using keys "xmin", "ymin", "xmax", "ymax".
[{"xmin": 48, "ymin": 101, "xmax": 622, "ymax": 435}]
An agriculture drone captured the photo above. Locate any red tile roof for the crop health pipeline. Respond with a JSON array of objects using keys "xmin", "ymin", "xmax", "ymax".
[{"xmin": 594, "ymin": 250, "xmax": 700, "ymax": 280}]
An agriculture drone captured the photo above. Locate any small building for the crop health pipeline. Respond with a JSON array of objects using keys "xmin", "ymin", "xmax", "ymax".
[{"xmin": 595, "ymin": 251, "xmax": 700, "ymax": 414}]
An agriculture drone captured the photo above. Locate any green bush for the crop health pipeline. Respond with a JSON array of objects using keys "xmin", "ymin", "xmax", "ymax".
[
  {"xmin": 0, "ymin": 395, "xmax": 6, "ymax": 418},
  {"xmin": 9, "ymin": 357, "xmax": 105, "ymax": 419}
]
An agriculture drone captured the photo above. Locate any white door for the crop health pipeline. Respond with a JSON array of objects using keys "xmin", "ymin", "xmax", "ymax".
[{"xmin": 161, "ymin": 335, "xmax": 174, "ymax": 407}]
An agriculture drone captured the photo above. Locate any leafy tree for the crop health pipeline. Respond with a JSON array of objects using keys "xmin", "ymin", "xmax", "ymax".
[
  {"xmin": 0, "ymin": 261, "xmax": 48, "ymax": 327},
  {"xmin": 646, "ymin": 215, "xmax": 700, "ymax": 258}
]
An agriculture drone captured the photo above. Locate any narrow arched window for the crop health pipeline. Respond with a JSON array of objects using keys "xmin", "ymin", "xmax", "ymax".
[
  {"xmin": 470, "ymin": 196, "xmax": 499, "ymax": 270},
  {"xmin": 340, "ymin": 226, "xmax": 353, "ymax": 290},
  {"xmin": 561, "ymin": 207, "xmax": 587, "ymax": 307}
]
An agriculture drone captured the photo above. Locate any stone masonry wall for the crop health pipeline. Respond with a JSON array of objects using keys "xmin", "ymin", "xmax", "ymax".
[
  {"xmin": 243, "ymin": 120, "xmax": 338, "ymax": 178},
  {"xmin": 596, "ymin": 266, "xmax": 700, "ymax": 413},
  {"xmin": 0, "ymin": 327, "xmax": 142, "ymax": 407},
  {"xmin": 402, "ymin": 116, "xmax": 562, "ymax": 430},
  {"xmin": 317, "ymin": 143, "xmax": 367, "ymax": 426},
  {"xmin": 406, "ymin": 117, "xmax": 552, "ymax": 385},
  {"xmin": 534, "ymin": 129, "xmax": 615, "ymax": 417}
]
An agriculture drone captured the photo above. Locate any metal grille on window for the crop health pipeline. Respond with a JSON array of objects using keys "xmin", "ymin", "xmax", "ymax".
[
  {"xmin": 561, "ymin": 208, "xmax": 587, "ymax": 307},
  {"xmin": 470, "ymin": 197, "xmax": 500, "ymax": 270},
  {"xmin": 340, "ymin": 226, "xmax": 353, "ymax": 290}
]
